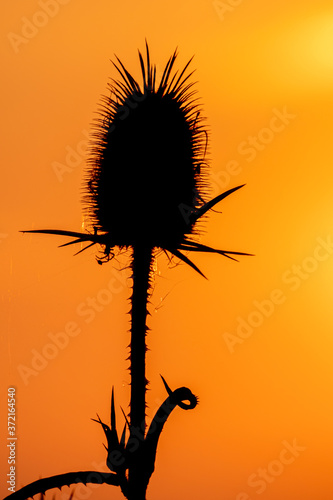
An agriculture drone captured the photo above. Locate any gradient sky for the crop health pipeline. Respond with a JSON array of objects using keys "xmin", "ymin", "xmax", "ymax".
[{"xmin": 2, "ymin": 1, "xmax": 333, "ymax": 499}]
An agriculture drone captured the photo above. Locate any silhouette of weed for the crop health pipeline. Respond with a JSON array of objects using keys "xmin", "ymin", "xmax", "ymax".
[{"xmin": 11, "ymin": 42, "xmax": 250, "ymax": 500}]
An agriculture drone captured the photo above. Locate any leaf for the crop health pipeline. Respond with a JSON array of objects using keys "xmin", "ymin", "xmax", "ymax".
[
  {"xmin": 190, "ymin": 184, "xmax": 246, "ymax": 224},
  {"xmin": 166, "ymin": 247, "xmax": 207, "ymax": 279}
]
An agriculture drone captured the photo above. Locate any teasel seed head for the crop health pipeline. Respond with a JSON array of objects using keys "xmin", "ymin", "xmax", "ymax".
[
  {"xmin": 84, "ymin": 41, "xmax": 208, "ymax": 251},
  {"xmin": 23, "ymin": 43, "xmax": 250, "ymax": 275}
]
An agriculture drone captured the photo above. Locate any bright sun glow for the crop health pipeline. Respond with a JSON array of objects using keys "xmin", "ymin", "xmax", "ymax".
[{"xmin": 271, "ymin": 13, "xmax": 333, "ymax": 91}]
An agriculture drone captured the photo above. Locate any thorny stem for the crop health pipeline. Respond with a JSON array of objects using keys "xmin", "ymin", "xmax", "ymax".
[
  {"xmin": 127, "ymin": 244, "xmax": 153, "ymax": 499},
  {"xmin": 130, "ymin": 244, "xmax": 153, "ymax": 430}
]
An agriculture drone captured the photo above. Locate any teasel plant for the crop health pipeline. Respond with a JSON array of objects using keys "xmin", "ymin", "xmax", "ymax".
[{"xmin": 7, "ymin": 42, "xmax": 251, "ymax": 500}]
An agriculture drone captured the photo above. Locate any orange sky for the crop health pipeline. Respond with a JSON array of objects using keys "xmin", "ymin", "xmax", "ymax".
[{"xmin": 2, "ymin": 1, "xmax": 333, "ymax": 499}]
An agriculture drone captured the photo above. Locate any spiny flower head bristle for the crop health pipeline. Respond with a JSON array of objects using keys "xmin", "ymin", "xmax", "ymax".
[
  {"xmin": 22, "ymin": 45, "xmax": 249, "ymax": 274},
  {"xmin": 84, "ymin": 41, "xmax": 209, "ymax": 250}
]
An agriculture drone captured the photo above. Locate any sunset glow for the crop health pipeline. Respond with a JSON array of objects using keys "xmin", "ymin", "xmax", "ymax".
[{"xmin": 2, "ymin": 1, "xmax": 333, "ymax": 499}]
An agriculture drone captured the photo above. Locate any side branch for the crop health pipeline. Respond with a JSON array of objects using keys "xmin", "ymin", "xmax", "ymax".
[
  {"xmin": 140, "ymin": 379, "xmax": 198, "ymax": 484},
  {"xmin": 4, "ymin": 471, "xmax": 119, "ymax": 500}
]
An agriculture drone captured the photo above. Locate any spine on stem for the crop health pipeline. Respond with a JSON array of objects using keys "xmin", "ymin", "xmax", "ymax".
[
  {"xmin": 129, "ymin": 244, "xmax": 153, "ymax": 432},
  {"xmin": 128, "ymin": 244, "xmax": 153, "ymax": 499}
]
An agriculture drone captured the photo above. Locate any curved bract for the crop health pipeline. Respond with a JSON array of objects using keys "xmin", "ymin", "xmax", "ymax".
[
  {"xmin": 142, "ymin": 378, "xmax": 198, "ymax": 483},
  {"xmin": 22, "ymin": 184, "xmax": 251, "ymax": 277}
]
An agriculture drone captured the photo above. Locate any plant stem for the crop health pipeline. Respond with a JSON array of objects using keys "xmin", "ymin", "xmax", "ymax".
[{"xmin": 127, "ymin": 244, "xmax": 153, "ymax": 499}]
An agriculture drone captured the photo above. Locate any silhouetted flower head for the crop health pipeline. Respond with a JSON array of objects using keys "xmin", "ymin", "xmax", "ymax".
[
  {"xmin": 85, "ymin": 42, "xmax": 207, "ymax": 250},
  {"xmin": 23, "ymin": 43, "xmax": 249, "ymax": 276}
]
